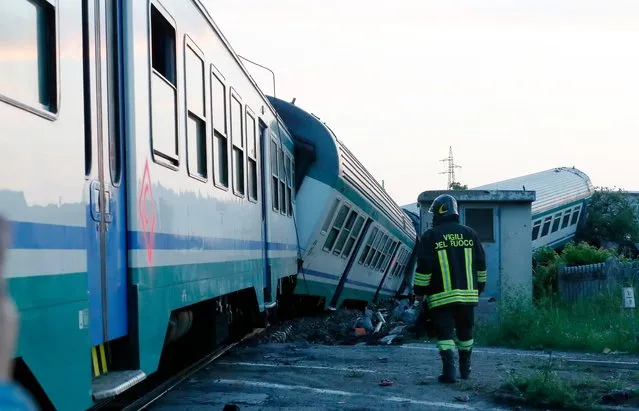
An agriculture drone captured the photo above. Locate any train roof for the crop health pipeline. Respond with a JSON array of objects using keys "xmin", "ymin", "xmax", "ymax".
[
  {"xmin": 472, "ymin": 167, "xmax": 594, "ymax": 215},
  {"xmin": 267, "ymin": 96, "xmax": 415, "ymax": 239}
]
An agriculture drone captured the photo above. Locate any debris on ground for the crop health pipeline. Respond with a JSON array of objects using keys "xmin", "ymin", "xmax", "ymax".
[
  {"xmin": 454, "ymin": 394, "xmax": 470, "ymax": 402},
  {"xmin": 255, "ymin": 297, "xmax": 426, "ymax": 345}
]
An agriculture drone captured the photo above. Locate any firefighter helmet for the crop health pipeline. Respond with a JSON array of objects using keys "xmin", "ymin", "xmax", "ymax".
[{"xmin": 428, "ymin": 194, "xmax": 459, "ymax": 217}]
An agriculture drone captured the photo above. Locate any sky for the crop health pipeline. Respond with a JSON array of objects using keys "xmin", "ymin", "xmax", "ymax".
[{"xmin": 203, "ymin": 0, "xmax": 639, "ymax": 206}]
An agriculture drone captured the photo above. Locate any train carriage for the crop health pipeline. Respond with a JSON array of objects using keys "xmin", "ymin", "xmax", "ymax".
[
  {"xmin": 0, "ymin": 0, "xmax": 299, "ymax": 409},
  {"xmin": 267, "ymin": 97, "xmax": 417, "ymax": 310},
  {"xmin": 402, "ymin": 167, "xmax": 594, "ymax": 251},
  {"xmin": 472, "ymin": 167, "xmax": 594, "ymax": 250}
]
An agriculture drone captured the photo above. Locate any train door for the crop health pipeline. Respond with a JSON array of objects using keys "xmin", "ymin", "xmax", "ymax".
[
  {"xmin": 85, "ymin": 0, "xmax": 128, "ymax": 348},
  {"xmin": 328, "ymin": 218, "xmax": 373, "ymax": 309},
  {"xmin": 259, "ymin": 121, "xmax": 273, "ymax": 305},
  {"xmin": 373, "ymin": 241, "xmax": 402, "ymax": 302}
]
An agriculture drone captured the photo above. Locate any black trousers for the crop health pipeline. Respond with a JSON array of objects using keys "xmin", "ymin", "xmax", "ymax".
[{"xmin": 429, "ymin": 304, "xmax": 475, "ymax": 351}]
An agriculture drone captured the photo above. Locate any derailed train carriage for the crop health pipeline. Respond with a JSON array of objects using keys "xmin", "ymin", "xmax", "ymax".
[
  {"xmin": 0, "ymin": 1, "xmax": 415, "ymax": 410},
  {"xmin": 473, "ymin": 167, "xmax": 594, "ymax": 250},
  {"xmin": 402, "ymin": 167, "xmax": 595, "ymax": 251},
  {"xmin": 268, "ymin": 97, "xmax": 417, "ymax": 310}
]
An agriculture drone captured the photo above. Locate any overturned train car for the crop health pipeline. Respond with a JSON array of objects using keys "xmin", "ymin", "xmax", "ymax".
[{"xmin": 268, "ymin": 97, "xmax": 417, "ymax": 310}]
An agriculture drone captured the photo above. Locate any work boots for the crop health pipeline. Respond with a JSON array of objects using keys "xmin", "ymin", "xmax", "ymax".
[
  {"xmin": 458, "ymin": 349, "xmax": 472, "ymax": 379},
  {"xmin": 438, "ymin": 349, "xmax": 456, "ymax": 383}
]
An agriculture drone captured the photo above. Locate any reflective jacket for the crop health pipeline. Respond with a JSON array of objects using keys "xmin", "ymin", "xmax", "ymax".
[{"xmin": 412, "ymin": 220, "xmax": 487, "ymax": 309}]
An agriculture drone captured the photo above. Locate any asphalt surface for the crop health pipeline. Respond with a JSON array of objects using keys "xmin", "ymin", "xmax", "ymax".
[{"xmin": 150, "ymin": 340, "xmax": 639, "ymax": 410}]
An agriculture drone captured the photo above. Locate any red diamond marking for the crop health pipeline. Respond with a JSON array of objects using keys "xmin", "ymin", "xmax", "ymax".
[{"xmin": 138, "ymin": 159, "xmax": 156, "ymax": 265}]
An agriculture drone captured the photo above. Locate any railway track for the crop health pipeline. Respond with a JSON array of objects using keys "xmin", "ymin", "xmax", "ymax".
[{"xmin": 91, "ymin": 327, "xmax": 266, "ymax": 411}]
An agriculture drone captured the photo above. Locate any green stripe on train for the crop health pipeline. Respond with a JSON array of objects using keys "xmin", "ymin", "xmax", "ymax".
[
  {"xmin": 293, "ymin": 278, "xmax": 393, "ymax": 309},
  {"xmin": 6, "ymin": 257, "xmax": 298, "ymax": 411},
  {"xmin": 132, "ymin": 257, "xmax": 298, "ymax": 375},
  {"xmin": 9, "ymin": 272, "xmax": 92, "ymax": 411}
]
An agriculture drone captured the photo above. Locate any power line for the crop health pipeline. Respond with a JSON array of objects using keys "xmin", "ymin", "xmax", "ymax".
[{"xmin": 439, "ymin": 146, "xmax": 461, "ymax": 189}]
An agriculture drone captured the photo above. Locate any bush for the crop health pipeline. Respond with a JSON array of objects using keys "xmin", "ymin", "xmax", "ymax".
[
  {"xmin": 532, "ymin": 242, "xmax": 621, "ymax": 301},
  {"xmin": 560, "ymin": 242, "xmax": 617, "ymax": 266}
]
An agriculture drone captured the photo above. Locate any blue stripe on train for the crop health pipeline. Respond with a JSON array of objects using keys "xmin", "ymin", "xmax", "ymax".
[
  {"xmin": 8, "ymin": 221, "xmax": 297, "ymax": 251},
  {"xmin": 8, "ymin": 221, "xmax": 398, "ymax": 294}
]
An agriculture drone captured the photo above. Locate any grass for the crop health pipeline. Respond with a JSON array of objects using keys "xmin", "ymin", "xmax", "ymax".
[
  {"xmin": 494, "ymin": 354, "xmax": 637, "ymax": 410},
  {"xmin": 474, "ymin": 290, "xmax": 639, "ymax": 354}
]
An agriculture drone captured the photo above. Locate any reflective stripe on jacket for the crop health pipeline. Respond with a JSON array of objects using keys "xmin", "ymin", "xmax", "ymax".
[{"xmin": 413, "ymin": 221, "xmax": 486, "ymax": 308}]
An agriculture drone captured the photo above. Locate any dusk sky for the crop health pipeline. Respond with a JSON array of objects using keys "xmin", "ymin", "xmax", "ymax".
[{"xmin": 204, "ymin": 0, "xmax": 639, "ymax": 206}]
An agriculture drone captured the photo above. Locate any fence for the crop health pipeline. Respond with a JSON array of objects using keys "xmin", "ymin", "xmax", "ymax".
[{"xmin": 557, "ymin": 257, "xmax": 639, "ymax": 303}]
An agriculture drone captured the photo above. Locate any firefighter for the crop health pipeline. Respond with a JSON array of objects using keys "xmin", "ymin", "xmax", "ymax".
[{"xmin": 412, "ymin": 194, "xmax": 487, "ymax": 383}]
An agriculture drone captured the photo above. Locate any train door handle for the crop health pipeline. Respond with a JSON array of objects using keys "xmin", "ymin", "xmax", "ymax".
[
  {"xmin": 90, "ymin": 181, "xmax": 101, "ymax": 222},
  {"xmin": 103, "ymin": 189, "xmax": 113, "ymax": 223}
]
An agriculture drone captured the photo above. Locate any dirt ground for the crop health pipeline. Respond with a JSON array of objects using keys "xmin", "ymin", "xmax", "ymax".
[
  {"xmin": 152, "ymin": 340, "xmax": 639, "ymax": 410},
  {"xmin": 241, "ymin": 299, "xmax": 639, "ymax": 410}
]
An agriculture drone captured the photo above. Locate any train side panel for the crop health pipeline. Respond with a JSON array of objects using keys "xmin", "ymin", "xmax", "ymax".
[
  {"xmin": 124, "ymin": 0, "xmax": 297, "ymax": 376},
  {"xmin": 267, "ymin": 96, "xmax": 416, "ymax": 309},
  {"xmin": 264, "ymin": 126, "xmax": 298, "ymax": 304},
  {"xmin": 531, "ymin": 199, "xmax": 586, "ymax": 249},
  {"xmin": 474, "ymin": 166, "xmax": 593, "ymax": 250},
  {"xmin": 0, "ymin": 1, "xmax": 92, "ymax": 409}
]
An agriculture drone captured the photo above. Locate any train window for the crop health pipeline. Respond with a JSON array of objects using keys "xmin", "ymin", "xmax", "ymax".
[
  {"xmin": 399, "ymin": 253, "xmax": 409, "ymax": 276},
  {"xmin": 389, "ymin": 250, "xmax": 399, "ymax": 276},
  {"xmin": 382, "ymin": 239, "xmax": 396, "ymax": 271},
  {"xmin": 211, "ymin": 71, "xmax": 228, "ymax": 187},
  {"xmin": 185, "ymin": 41, "xmax": 207, "ymax": 180},
  {"xmin": 150, "ymin": 4, "xmax": 178, "ymax": 166},
  {"xmin": 107, "ymin": 0, "xmax": 122, "ymax": 184},
  {"xmin": 246, "ymin": 110, "xmax": 258, "ymax": 202},
  {"xmin": 291, "ymin": 159, "xmax": 296, "ymax": 204},
  {"xmin": 464, "ymin": 208, "xmax": 494, "ymax": 242},
  {"xmin": 341, "ymin": 215, "xmax": 365, "ymax": 258},
  {"xmin": 382, "ymin": 238, "xmax": 396, "ymax": 271},
  {"xmin": 391, "ymin": 250, "xmax": 402, "ymax": 276},
  {"xmin": 323, "ymin": 204, "xmax": 351, "ymax": 251},
  {"xmin": 230, "ymin": 93, "xmax": 245, "ymax": 196},
  {"xmin": 570, "ymin": 207, "xmax": 580, "ymax": 225},
  {"xmin": 391, "ymin": 248, "xmax": 404, "ymax": 276},
  {"xmin": 532, "ymin": 220, "xmax": 541, "ymax": 240},
  {"xmin": 398, "ymin": 249, "xmax": 409, "ymax": 276},
  {"xmin": 400, "ymin": 248, "xmax": 409, "ymax": 274},
  {"xmin": 365, "ymin": 231, "xmax": 383, "ymax": 267},
  {"xmin": 285, "ymin": 155, "xmax": 293, "ymax": 216},
  {"xmin": 359, "ymin": 227, "xmax": 379, "ymax": 265},
  {"xmin": 211, "ymin": 72, "xmax": 226, "ymax": 134},
  {"xmin": 271, "ymin": 139, "xmax": 279, "ymax": 211},
  {"xmin": 371, "ymin": 234, "xmax": 388, "ymax": 269},
  {"xmin": 378, "ymin": 239, "xmax": 395, "ymax": 271},
  {"xmin": 0, "ymin": 0, "xmax": 58, "ymax": 116},
  {"xmin": 333, "ymin": 210, "xmax": 358, "ymax": 255},
  {"xmin": 551, "ymin": 213, "xmax": 561, "ymax": 233},
  {"xmin": 561, "ymin": 210, "xmax": 571, "ymax": 229},
  {"xmin": 278, "ymin": 147, "xmax": 286, "ymax": 215},
  {"xmin": 383, "ymin": 241, "xmax": 399, "ymax": 273},
  {"xmin": 321, "ymin": 198, "xmax": 341, "ymax": 234},
  {"xmin": 540, "ymin": 216, "xmax": 552, "ymax": 237},
  {"xmin": 283, "ymin": 153, "xmax": 290, "ymax": 216}
]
